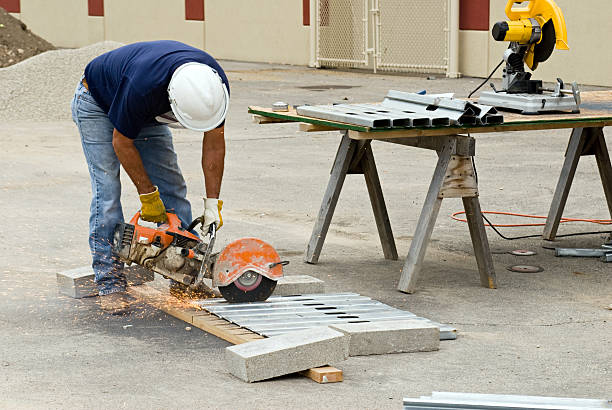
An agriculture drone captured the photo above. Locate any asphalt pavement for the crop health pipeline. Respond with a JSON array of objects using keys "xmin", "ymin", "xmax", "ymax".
[{"xmin": 1, "ymin": 61, "xmax": 610, "ymax": 409}]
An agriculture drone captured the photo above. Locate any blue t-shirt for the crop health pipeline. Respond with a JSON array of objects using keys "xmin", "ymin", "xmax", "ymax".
[{"xmin": 84, "ymin": 40, "xmax": 230, "ymax": 138}]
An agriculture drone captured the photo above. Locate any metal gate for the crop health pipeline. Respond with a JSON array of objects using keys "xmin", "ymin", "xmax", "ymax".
[
  {"xmin": 315, "ymin": 0, "xmax": 453, "ymax": 75},
  {"xmin": 316, "ymin": 0, "xmax": 369, "ymax": 68}
]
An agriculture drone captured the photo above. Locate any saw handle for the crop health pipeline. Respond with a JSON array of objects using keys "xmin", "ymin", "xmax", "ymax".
[{"xmin": 129, "ymin": 211, "xmax": 183, "ymax": 230}]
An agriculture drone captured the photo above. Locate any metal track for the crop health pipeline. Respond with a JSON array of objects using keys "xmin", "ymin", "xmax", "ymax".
[
  {"xmin": 332, "ymin": 103, "xmax": 438, "ymax": 127},
  {"xmin": 196, "ymin": 293, "xmax": 457, "ymax": 340},
  {"xmin": 295, "ymin": 92, "xmax": 503, "ymax": 129},
  {"xmin": 384, "ymin": 90, "xmax": 478, "ymax": 125},
  {"xmin": 296, "ymin": 104, "xmax": 393, "ymax": 128},
  {"xmin": 403, "ymin": 392, "xmax": 612, "ymax": 409}
]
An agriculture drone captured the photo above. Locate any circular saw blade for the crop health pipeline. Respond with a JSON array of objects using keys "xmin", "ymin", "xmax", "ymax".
[
  {"xmin": 533, "ymin": 20, "xmax": 557, "ymax": 65},
  {"xmin": 218, "ymin": 274, "xmax": 277, "ymax": 303},
  {"xmin": 507, "ymin": 265, "xmax": 544, "ymax": 273}
]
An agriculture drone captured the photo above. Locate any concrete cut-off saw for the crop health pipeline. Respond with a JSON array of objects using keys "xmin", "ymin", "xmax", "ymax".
[{"xmin": 112, "ymin": 211, "xmax": 287, "ymax": 303}]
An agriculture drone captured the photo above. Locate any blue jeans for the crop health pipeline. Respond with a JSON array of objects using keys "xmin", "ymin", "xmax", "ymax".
[{"xmin": 71, "ymin": 79, "xmax": 193, "ymax": 295}]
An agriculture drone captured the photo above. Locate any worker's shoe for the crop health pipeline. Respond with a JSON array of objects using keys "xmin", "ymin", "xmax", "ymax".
[
  {"xmin": 169, "ymin": 281, "xmax": 220, "ymax": 300},
  {"xmin": 98, "ymin": 291, "xmax": 132, "ymax": 315}
]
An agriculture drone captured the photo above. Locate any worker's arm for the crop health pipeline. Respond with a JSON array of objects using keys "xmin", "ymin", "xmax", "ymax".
[
  {"xmin": 113, "ymin": 129, "xmax": 166, "ymax": 222},
  {"xmin": 112, "ymin": 129, "xmax": 154, "ymax": 194},
  {"xmin": 201, "ymin": 125, "xmax": 225, "ymax": 229},
  {"xmin": 202, "ymin": 125, "xmax": 225, "ymax": 198}
]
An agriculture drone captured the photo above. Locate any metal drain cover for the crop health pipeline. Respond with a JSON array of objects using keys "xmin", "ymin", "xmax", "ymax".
[
  {"xmin": 507, "ymin": 265, "xmax": 544, "ymax": 273},
  {"xmin": 509, "ymin": 249, "xmax": 537, "ymax": 256}
]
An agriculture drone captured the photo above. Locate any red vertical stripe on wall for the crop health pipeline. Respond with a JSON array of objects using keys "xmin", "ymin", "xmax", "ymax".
[
  {"xmin": 302, "ymin": 0, "xmax": 310, "ymax": 26},
  {"xmin": 185, "ymin": 0, "xmax": 204, "ymax": 21},
  {"xmin": 459, "ymin": 0, "xmax": 489, "ymax": 31},
  {"xmin": 88, "ymin": 0, "xmax": 104, "ymax": 17},
  {"xmin": 0, "ymin": 0, "xmax": 20, "ymax": 13}
]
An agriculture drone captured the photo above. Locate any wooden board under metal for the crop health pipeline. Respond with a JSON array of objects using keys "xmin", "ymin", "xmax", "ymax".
[
  {"xmin": 248, "ymin": 91, "xmax": 612, "ymax": 139},
  {"xmin": 128, "ymin": 283, "xmax": 343, "ymax": 383}
]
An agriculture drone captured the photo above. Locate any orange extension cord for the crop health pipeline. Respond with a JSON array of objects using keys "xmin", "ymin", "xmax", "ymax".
[{"xmin": 451, "ymin": 211, "xmax": 612, "ymax": 228}]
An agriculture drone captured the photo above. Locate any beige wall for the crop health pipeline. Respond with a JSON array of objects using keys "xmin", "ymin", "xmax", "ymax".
[
  {"xmin": 104, "ymin": 0, "xmax": 204, "ymax": 50},
  {"xmin": 459, "ymin": 30, "xmax": 490, "ymax": 78},
  {"xmin": 10, "ymin": 0, "xmax": 612, "ymax": 86},
  {"xmin": 487, "ymin": 0, "xmax": 612, "ymax": 86},
  {"xmin": 205, "ymin": 0, "xmax": 310, "ymax": 65},
  {"xmin": 19, "ymin": 0, "xmax": 89, "ymax": 48},
  {"xmin": 88, "ymin": 16, "xmax": 104, "ymax": 44}
]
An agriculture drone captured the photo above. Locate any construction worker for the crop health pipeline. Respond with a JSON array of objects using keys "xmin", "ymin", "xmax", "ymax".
[{"xmin": 71, "ymin": 40, "xmax": 229, "ymax": 314}]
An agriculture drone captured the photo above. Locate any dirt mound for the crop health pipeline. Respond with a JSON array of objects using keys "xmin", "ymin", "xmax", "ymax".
[{"xmin": 0, "ymin": 7, "xmax": 55, "ymax": 68}]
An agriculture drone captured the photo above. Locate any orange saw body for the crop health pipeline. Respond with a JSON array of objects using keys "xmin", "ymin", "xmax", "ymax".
[{"xmin": 112, "ymin": 211, "xmax": 285, "ymax": 303}]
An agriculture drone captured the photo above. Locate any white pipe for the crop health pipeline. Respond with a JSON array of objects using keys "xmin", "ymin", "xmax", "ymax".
[
  {"xmin": 447, "ymin": 0, "xmax": 461, "ymax": 78},
  {"xmin": 309, "ymin": 0, "xmax": 317, "ymax": 68}
]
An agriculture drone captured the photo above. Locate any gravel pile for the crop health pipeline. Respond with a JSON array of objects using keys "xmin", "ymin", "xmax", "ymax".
[{"xmin": 0, "ymin": 41, "xmax": 123, "ymax": 121}]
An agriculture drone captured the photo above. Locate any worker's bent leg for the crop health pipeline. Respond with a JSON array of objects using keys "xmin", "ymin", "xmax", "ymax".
[
  {"xmin": 134, "ymin": 125, "xmax": 194, "ymax": 231},
  {"xmin": 71, "ymin": 80, "xmax": 126, "ymax": 295}
]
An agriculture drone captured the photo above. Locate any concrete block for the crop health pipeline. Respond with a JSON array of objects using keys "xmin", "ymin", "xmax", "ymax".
[
  {"xmin": 272, "ymin": 275, "xmax": 325, "ymax": 296},
  {"xmin": 225, "ymin": 326, "xmax": 349, "ymax": 383},
  {"xmin": 57, "ymin": 265, "xmax": 154, "ymax": 298},
  {"xmin": 330, "ymin": 319, "xmax": 440, "ymax": 356}
]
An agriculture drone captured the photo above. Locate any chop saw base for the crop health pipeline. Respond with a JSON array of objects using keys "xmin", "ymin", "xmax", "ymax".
[{"xmin": 479, "ymin": 91, "xmax": 580, "ymax": 115}]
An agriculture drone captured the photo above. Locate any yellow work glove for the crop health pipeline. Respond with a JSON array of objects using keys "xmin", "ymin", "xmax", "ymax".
[
  {"xmin": 203, "ymin": 197, "xmax": 223, "ymax": 230},
  {"xmin": 139, "ymin": 186, "xmax": 168, "ymax": 223}
]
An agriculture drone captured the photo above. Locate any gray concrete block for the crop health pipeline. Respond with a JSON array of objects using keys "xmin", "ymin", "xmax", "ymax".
[
  {"xmin": 56, "ymin": 265, "xmax": 154, "ymax": 298},
  {"xmin": 272, "ymin": 275, "xmax": 325, "ymax": 296},
  {"xmin": 330, "ymin": 319, "xmax": 439, "ymax": 356},
  {"xmin": 225, "ymin": 326, "xmax": 349, "ymax": 382}
]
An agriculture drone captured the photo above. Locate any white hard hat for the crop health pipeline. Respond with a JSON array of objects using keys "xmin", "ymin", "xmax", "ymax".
[{"xmin": 168, "ymin": 62, "xmax": 229, "ymax": 132}]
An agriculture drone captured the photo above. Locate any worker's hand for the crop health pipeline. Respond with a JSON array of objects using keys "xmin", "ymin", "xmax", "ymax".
[
  {"xmin": 202, "ymin": 197, "xmax": 223, "ymax": 230},
  {"xmin": 139, "ymin": 187, "xmax": 168, "ymax": 223}
]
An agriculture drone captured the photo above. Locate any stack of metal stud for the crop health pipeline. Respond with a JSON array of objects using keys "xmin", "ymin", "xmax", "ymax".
[{"xmin": 296, "ymin": 90, "xmax": 503, "ymax": 128}]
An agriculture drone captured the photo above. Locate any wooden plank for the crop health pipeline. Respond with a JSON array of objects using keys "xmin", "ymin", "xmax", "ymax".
[
  {"xmin": 128, "ymin": 283, "xmax": 199, "ymax": 324},
  {"xmin": 398, "ymin": 142, "xmax": 455, "ymax": 293},
  {"xmin": 462, "ymin": 196, "xmax": 497, "ymax": 289},
  {"xmin": 379, "ymin": 135, "xmax": 475, "ymax": 156},
  {"xmin": 190, "ymin": 313, "xmax": 265, "ymax": 345},
  {"xmin": 249, "ymin": 106, "xmax": 370, "ymax": 132},
  {"xmin": 439, "ymin": 156, "xmax": 478, "ymax": 198},
  {"xmin": 362, "ymin": 144, "xmax": 399, "ymax": 260},
  {"xmin": 593, "ymin": 128, "xmax": 612, "ymax": 218},
  {"xmin": 543, "ymin": 128, "xmax": 588, "ymax": 240},
  {"xmin": 299, "ymin": 123, "xmax": 338, "ymax": 132},
  {"xmin": 252, "ymin": 115, "xmax": 290, "ymax": 124},
  {"xmin": 129, "ymin": 283, "xmax": 342, "ymax": 383},
  {"xmin": 305, "ymin": 132, "xmax": 357, "ymax": 264},
  {"xmin": 300, "ymin": 366, "xmax": 344, "ymax": 383}
]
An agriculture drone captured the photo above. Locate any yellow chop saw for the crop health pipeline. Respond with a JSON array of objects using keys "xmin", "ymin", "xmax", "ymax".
[{"xmin": 478, "ymin": 0, "xmax": 581, "ymax": 114}]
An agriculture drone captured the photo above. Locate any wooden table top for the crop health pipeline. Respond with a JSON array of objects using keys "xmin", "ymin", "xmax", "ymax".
[{"xmin": 248, "ymin": 91, "xmax": 612, "ymax": 139}]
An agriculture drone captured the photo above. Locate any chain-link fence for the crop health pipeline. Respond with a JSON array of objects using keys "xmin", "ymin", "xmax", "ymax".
[
  {"xmin": 376, "ymin": 0, "xmax": 449, "ymax": 73},
  {"xmin": 315, "ymin": 0, "xmax": 451, "ymax": 74},
  {"xmin": 316, "ymin": 0, "xmax": 368, "ymax": 68}
]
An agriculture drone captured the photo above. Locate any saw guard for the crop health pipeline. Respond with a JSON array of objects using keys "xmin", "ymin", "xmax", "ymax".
[
  {"xmin": 504, "ymin": 0, "xmax": 569, "ymax": 50},
  {"xmin": 212, "ymin": 237, "xmax": 284, "ymax": 288}
]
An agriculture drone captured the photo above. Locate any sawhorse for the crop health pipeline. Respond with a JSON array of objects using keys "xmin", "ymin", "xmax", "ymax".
[
  {"xmin": 304, "ymin": 130, "xmax": 497, "ymax": 294},
  {"xmin": 543, "ymin": 127, "xmax": 612, "ymax": 240}
]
